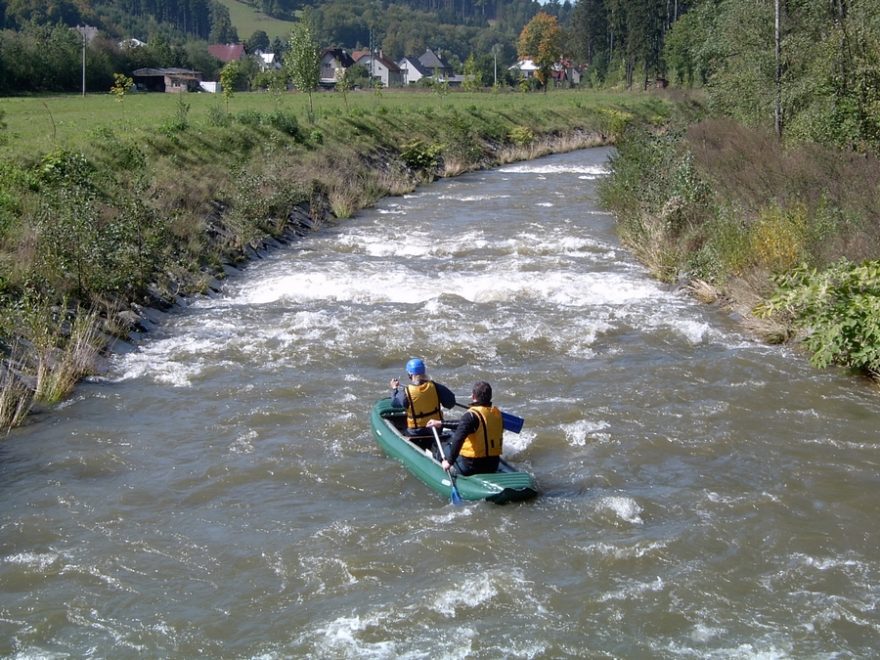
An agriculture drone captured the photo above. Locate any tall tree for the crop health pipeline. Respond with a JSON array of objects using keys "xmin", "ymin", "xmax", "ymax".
[
  {"xmin": 287, "ymin": 17, "xmax": 321, "ymax": 122},
  {"xmin": 518, "ymin": 11, "xmax": 562, "ymax": 90}
]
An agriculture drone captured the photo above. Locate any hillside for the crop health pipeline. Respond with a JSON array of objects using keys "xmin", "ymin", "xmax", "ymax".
[{"xmin": 213, "ymin": 0, "xmax": 297, "ymax": 41}]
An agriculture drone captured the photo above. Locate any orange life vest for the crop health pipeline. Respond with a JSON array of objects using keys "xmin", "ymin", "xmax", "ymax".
[
  {"xmin": 460, "ymin": 405, "xmax": 503, "ymax": 458},
  {"xmin": 404, "ymin": 382, "xmax": 442, "ymax": 430}
]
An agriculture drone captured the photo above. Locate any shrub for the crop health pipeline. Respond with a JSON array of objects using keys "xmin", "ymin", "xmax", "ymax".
[
  {"xmin": 508, "ymin": 126, "xmax": 534, "ymax": 146},
  {"xmin": 756, "ymin": 259, "xmax": 880, "ymax": 377},
  {"xmin": 400, "ymin": 140, "xmax": 442, "ymax": 171},
  {"xmin": 749, "ymin": 204, "xmax": 808, "ymax": 273},
  {"xmin": 268, "ymin": 110, "xmax": 302, "ymax": 139},
  {"xmin": 207, "ymin": 103, "xmax": 230, "ymax": 127}
]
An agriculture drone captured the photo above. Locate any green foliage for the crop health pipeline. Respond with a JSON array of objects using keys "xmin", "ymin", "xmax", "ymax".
[
  {"xmin": 36, "ymin": 150, "xmax": 94, "ymax": 188},
  {"xmin": 599, "ymin": 124, "xmax": 717, "ymax": 280},
  {"xmin": 208, "ymin": 103, "xmax": 231, "ymax": 127},
  {"xmin": 756, "ymin": 260, "xmax": 880, "ymax": 376},
  {"xmin": 109, "ymin": 73, "xmax": 134, "ymax": 102},
  {"xmin": 400, "ymin": 140, "xmax": 443, "ymax": 171},
  {"xmin": 268, "ymin": 110, "xmax": 302, "ymax": 139},
  {"xmin": 220, "ymin": 62, "xmax": 239, "ymax": 113},
  {"xmin": 287, "ymin": 18, "xmax": 321, "ymax": 123},
  {"xmin": 462, "ymin": 54, "xmax": 483, "ymax": 92},
  {"xmin": 236, "ymin": 109, "xmax": 263, "ymax": 126},
  {"xmin": 508, "ymin": 125, "xmax": 534, "ymax": 146},
  {"xmin": 749, "ymin": 204, "xmax": 808, "ymax": 273}
]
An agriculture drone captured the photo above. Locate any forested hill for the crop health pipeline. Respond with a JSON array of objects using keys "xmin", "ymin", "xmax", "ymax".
[{"xmin": 0, "ymin": 0, "xmax": 564, "ymax": 49}]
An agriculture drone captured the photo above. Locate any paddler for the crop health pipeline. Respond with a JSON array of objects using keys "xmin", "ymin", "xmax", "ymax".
[{"xmin": 389, "ymin": 357, "xmax": 456, "ymax": 450}]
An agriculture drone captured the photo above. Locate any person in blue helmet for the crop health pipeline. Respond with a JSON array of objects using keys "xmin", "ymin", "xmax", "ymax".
[{"xmin": 389, "ymin": 358, "xmax": 456, "ymax": 449}]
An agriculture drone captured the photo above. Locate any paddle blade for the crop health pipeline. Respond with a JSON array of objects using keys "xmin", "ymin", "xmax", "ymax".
[
  {"xmin": 501, "ymin": 410, "xmax": 524, "ymax": 434},
  {"xmin": 450, "ymin": 481, "xmax": 463, "ymax": 506}
]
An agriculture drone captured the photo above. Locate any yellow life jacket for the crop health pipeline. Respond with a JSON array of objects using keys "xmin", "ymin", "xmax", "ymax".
[
  {"xmin": 460, "ymin": 405, "xmax": 503, "ymax": 458},
  {"xmin": 404, "ymin": 382, "xmax": 442, "ymax": 429}
]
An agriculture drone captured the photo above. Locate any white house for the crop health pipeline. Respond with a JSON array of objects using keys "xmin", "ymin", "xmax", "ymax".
[
  {"xmin": 398, "ymin": 56, "xmax": 432, "ymax": 85},
  {"xmin": 320, "ymin": 48, "xmax": 356, "ymax": 87},
  {"xmin": 355, "ymin": 52, "xmax": 403, "ymax": 87},
  {"xmin": 256, "ymin": 51, "xmax": 281, "ymax": 71},
  {"xmin": 509, "ymin": 59, "xmax": 539, "ymax": 79}
]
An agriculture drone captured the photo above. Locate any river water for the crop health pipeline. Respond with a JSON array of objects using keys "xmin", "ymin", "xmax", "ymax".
[{"xmin": 2, "ymin": 148, "xmax": 879, "ymax": 658}]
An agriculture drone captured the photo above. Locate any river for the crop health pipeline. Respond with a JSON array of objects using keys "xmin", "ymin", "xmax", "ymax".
[{"xmin": 2, "ymin": 147, "xmax": 879, "ymax": 658}]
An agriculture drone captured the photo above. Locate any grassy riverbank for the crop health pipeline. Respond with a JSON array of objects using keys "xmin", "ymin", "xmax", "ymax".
[
  {"xmin": 0, "ymin": 87, "xmax": 674, "ymax": 431},
  {"xmin": 599, "ymin": 118, "xmax": 880, "ymax": 381}
]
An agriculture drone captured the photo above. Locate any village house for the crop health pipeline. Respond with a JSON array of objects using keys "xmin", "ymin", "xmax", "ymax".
[
  {"xmin": 354, "ymin": 51, "xmax": 403, "ymax": 87},
  {"xmin": 398, "ymin": 55, "xmax": 432, "ymax": 85},
  {"xmin": 510, "ymin": 58, "xmax": 583, "ymax": 86},
  {"xmin": 320, "ymin": 48, "xmax": 356, "ymax": 87},
  {"xmin": 509, "ymin": 58, "xmax": 539, "ymax": 79},
  {"xmin": 418, "ymin": 48, "xmax": 454, "ymax": 79},
  {"xmin": 256, "ymin": 51, "xmax": 281, "ymax": 71},
  {"xmin": 132, "ymin": 67, "xmax": 202, "ymax": 93},
  {"xmin": 207, "ymin": 43, "xmax": 247, "ymax": 64}
]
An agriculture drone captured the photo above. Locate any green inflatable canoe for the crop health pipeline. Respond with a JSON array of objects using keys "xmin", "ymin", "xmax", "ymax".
[{"xmin": 370, "ymin": 398, "xmax": 538, "ymax": 504}]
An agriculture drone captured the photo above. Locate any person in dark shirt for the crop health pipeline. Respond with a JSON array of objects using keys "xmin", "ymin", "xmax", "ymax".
[{"xmin": 428, "ymin": 381, "xmax": 502, "ymax": 476}]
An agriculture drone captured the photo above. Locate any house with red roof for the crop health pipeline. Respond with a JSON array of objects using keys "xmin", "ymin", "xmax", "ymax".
[{"xmin": 208, "ymin": 43, "xmax": 247, "ymax": 63}]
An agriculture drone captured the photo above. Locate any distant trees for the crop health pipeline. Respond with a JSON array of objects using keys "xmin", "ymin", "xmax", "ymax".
[
  {"xmin": 247, "ymin": 30, "xmax": 270, "ymax": 53},
  {"xmin": 661, "ymin": 0, "xmax": 880, "ymax": 151}
]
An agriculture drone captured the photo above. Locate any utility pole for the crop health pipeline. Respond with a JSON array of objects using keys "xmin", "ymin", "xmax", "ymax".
[{"xmin": 369, "ymin": 28, "xmax": 375, "ymax": 81}]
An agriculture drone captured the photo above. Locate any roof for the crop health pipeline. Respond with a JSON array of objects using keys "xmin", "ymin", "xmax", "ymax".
[
  {"xmin": 322, "ymin": 48, "xmax": 355, "ymax": 68},
  {"xmin": 119, "ymin": 37, "xmax": 146, "ymax": 49},
  {"xmin": 132, "ymin": 67, "xmax": 201, "ymax": 78},
  {"xmin": 399, "ymin": 56, "xmax": 432, "ymax": 77},
  {"xmin": 208, "ymin": 43, "xmax": 246, "ymax": 63},
  {"xmin": 419, "ymin": 48, "xmax": 452, "ymax": 71},
  {"xmin": 509, "ymin": 59, "xmax": 539, "ymax": 72},
  {"xmin": 357, "ymin": 53, "xmax": 402, "ymax": 72}
]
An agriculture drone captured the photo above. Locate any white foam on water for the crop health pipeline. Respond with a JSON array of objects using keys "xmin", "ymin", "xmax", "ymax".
[
  {"xmin": 230, "ymin": 430, "xmax": 257, "ymax": 454},
  {"xmin": 536, "ymin": 202, "xmax": 554, "ymax": 207},
  {"xmin": 561, "ymin": 419, "xmax": 610, "ymax": 446},
  {"xmin": 436, "ymin": 193, "xmax": 512, "ymax": 202},
  {"xmin": 3, "ymin": 552, "xmax": 61, "ymax": 571},
  {"xmin": 580, "ymin": 539, "xmax": 668, "ymax": 560},
  {"xmin": 498, "ymin": 163, "xmax": 608, "ymax": 176},
  {"xmin": 377, "ymin": 206, "xmax": 406, "ymax": 215},
  {"xmin": 502, "ymin": 428, "xmax": 533, "ymax": 455},
  {"xmin": 597, "ymin": 575, "xmax": 664, "ymax": 603},
  {"xmin": 433, "ymin": 572, "xmax": 498, "ymax": 616},
  {"xmin": 597, "ymin": 495, "xmax": 644, "ymax": 525},
  {"xmin": 311, "ymin": 613, "xmax": 398, "ymax": 659}
]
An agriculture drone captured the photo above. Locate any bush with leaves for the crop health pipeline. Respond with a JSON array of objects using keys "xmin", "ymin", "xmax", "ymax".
[{"xmin": 756, "ymin": 259, "xmax": 880, "ymax": 377}]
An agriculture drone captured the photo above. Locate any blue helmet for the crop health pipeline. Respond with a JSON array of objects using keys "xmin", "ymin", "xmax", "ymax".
[{"xmin": 406, "ymin": 358, "xmax": 426, "ymax": 376}]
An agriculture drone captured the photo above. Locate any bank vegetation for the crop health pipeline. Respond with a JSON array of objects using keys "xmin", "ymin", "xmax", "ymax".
[
  {"xmin": 0, "ymin": 88, "xmax": 672, "ymax": 432},
  {"xmin": 600, "ymin": 120, "xmax": 880, "ymax": 382}
]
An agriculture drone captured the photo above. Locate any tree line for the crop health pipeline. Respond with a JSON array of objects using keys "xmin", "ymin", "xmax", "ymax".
[{"xmin": 566, "ymin": 0, "xmax": 880, "ymax": 152}]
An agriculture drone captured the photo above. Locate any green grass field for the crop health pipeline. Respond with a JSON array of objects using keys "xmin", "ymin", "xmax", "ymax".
[
  {"xmin": 214, "ymin": 0, "xmax": 298, "ymax": 41},
  {"xmin": 0, "ymin": 88, "xmax": 668, "ymax": 158}
]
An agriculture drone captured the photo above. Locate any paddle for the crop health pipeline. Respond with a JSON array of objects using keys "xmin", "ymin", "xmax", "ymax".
[
  {"xmin": 454, "ymin": 402, "xmax": 524, "ymax": 434},
  {"xmin": 432, "ymin": 425, "xmax": 462, "ymax": 506}
]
